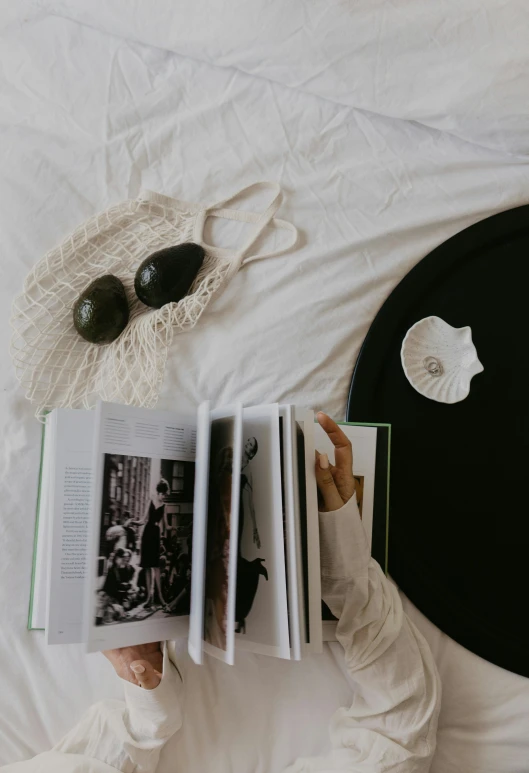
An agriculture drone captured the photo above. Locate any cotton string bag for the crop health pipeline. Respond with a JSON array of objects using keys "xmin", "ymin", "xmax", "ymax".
[{"xmin": 10, "ymin": 182, "xmax": 297, "ymax": 418}]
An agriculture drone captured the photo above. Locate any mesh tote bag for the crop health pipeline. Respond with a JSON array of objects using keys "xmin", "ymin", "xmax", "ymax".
[{"xmin": 10, "ymin": 182, "xmax": 297, "ymax": 417}]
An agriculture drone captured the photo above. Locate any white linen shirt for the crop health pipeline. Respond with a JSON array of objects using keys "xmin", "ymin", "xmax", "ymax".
[{"xmin": 1, "ymin": 495, "xmax": 441, "ymax": 773}]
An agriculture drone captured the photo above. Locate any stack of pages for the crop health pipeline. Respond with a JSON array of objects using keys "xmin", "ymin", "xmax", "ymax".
[{"xmin": 29, "ymin": 401, "xmax": 390, "ymax": 665}]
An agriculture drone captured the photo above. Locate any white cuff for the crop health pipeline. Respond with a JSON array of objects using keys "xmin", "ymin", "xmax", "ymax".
[
  {"xmin": 122, "ymin": 642, "xmax": 183, "ymax": 734},
  {"xmin": 319, "ymin": 492, "xmax": 370, "ymax": 579}
]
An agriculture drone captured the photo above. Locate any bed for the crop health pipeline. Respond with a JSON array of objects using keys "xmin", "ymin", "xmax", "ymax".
[{"xmin": 1, "ymin": 2, "xmax": 529, "ymax": 770}]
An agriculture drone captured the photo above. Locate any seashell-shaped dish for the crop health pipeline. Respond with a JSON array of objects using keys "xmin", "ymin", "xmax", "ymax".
[{"xmin": 401, "ymin": 316, "xmax": 484, "ymax": 404}]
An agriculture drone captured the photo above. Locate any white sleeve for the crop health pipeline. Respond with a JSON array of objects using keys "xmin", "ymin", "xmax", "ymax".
[
  {"xmin": 1, "ymin": 645, "xmax": 183, "ymax": 773},
  {"xmin": 287, "ymin": 495, "xmax": 441, "ymax": 773}
]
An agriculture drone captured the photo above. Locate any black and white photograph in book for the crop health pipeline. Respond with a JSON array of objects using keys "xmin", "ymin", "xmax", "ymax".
[
  {"xmin": 236, "ymin": 436, "xmax": 269, "ymax": 634},
  {"xmin": 95, "ymin": 454, "xmax": 195, "ymax": 626},
  {"xmin": 234, "ymin": 413, "xmax": 288, "ymax": 649},
  {"xmin": 203, "ymin": 416, "xmax": 236, "ymax": 651}
]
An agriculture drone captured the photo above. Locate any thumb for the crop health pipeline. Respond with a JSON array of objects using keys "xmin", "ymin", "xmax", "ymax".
[
  {"xmin": 130, "ymin": 660, "xmax": 162, "ymax": 690},
  {"xmin": 315, "ymin": 451, "xmax": 344, "ymax": 512}
]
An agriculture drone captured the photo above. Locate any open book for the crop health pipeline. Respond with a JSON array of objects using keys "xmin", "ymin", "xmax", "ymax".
[{"xmin": 29, "ymin": 401, "xmax": 390, "ymax": 664}]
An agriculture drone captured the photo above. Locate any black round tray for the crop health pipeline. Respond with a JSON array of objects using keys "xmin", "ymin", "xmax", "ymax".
[{"xmin": 347, "ymin": 204, "xmax": 529, "ymax": 678}]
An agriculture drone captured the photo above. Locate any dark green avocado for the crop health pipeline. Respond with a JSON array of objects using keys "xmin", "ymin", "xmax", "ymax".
[
  {"xmin": 134, "ymin": 242, "xmax": 205, "ymax": 309},
  {"xmin": 73, "ymin": 275, "xmax": 129, "ymax": 345}
]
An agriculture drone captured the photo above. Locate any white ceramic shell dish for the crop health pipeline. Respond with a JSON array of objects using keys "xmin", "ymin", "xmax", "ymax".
[{"xmin": 401, "ymin": 316, "xmax": 484, "ymax": 404}]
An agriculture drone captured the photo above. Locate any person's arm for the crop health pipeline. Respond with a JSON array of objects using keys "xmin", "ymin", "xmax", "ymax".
[
  {"xmin": 286, "ymin": 414, "xmax": 441, "ymax": 773},
  {"xmin": 103, "ymin": 566, "xmax": 119, "ymax": 600},
  {"xmin": 161, "ymin": 504, "xmax": 170, "ymax": 536},
  {"xmin": 2, "ymin": 645, "xmax": 183, "ymax": 773},
  {"xmin": 141, "ymin": 500, "xmax": 153, "ymax": 525},
  {"xmin": 316, "ymin": 496, "xmax": 440, "ymax": 772}
]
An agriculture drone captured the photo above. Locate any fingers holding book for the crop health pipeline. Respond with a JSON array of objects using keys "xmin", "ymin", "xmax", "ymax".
[
  {"xmin": 315, "ymin": 413, "xmax": 355, "ymax": 512},
  {"xmin": 103, "ymin": 642, "xmax": 163, "ymax": 688}
]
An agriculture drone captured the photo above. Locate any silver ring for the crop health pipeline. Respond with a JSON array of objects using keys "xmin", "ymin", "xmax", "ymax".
[{"xmin": 423, "ymin": 356, "xmax": 443, "ymax": 377}]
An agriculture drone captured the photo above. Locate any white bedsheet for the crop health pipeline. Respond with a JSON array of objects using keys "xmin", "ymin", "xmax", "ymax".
[{"xmin": 1, "ymin": 4, "xmax": 529, "ymax": 771}]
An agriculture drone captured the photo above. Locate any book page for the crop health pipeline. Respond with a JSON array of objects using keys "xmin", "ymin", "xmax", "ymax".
[
  {"xmin": 234, "ymin": 404, "xmax": 290, "ymax": 659},
  {"xmin": 85, "ymin": 402, "xmax": 197, "ymax": 652},
  {"xmin": 314, "ymin": 422, "xmax": 378, "ymax": 641},
  {"xmin": 279, "ymin": 405, "xmax": 302, "ymax": 660},
  {"xmin": 188, "ymin": 401, "xmax": 211, "ymax": 665},
  {"xmin": 47, "ymin": 410, "xmax": 95, "ymax": 644},
  {"xmin": 202, "ymin": 405, "xmax": 242, "ymax": 665},
  {"xmin": 295, "ymin": 408, "xmax": 322, "ymax": 654},
  {"xmin": 29, "ymin": 413, "xmax": 54, "ymax": 631},
  {"xmin": 314, "ymin": 423, "xmax": 377, "ymax": 548}
]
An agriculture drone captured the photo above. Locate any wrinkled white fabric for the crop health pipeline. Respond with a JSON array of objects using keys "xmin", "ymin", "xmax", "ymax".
[
  {"xmin": 1, "ymin": 499, "xmax": 440, "ymax": 773},
  {"xmin": 0, "ymin": 645, "xmax": 183, "ymax": 773},
  {"xmin": 286, "ymin": 496, "xmax": 440, "ymax": 772},
  {"xmin": 2, "ymin": 7, "xmax": 529, "ymax": 773},
  {"xmin": 41, "ymin": 0, "xmax": 529, "ymax": 155}
]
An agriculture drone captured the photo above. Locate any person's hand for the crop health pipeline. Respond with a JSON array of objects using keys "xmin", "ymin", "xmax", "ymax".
[
  {"xmin": 103, "ymin": 641, "xmax": 163, "ymax": 689},
  {"xmin": 253, "ymin": 527, "xmax": 261, "ymax": 549},
  {"xmin": 315, "ymin": 412, "xmax": 355, "ymax": 512}
]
